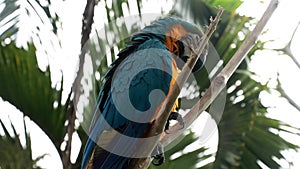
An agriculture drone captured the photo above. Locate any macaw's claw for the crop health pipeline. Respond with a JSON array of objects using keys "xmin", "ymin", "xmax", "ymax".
[
  {"xmin": 165, "ymin": 112, "xmax": 186, "ymax": 134},
  {"xmin": 151, "ymin": 142, "xmax": 165, "ymax": 166},
  {"xmin": 152, "ymin": 153, "xmax": 165, "ymax": 166}
]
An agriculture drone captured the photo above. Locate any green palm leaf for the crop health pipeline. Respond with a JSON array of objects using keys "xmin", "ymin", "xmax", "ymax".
[
  {"xmin": 0, "ymin": 42, "xmax": 67, "ymax": 157},
  {"xmin": 213, "ymin": 71, "xmax": 298, "ymax": 169},
  {"xmin": 0, "ymin": 118, "xmax": 44, "ymax": 169},
  {"xmin": 0, "ymin": 0, "xmax": 19, "ymax": 39},
  {"xmin": 0, "ymin": 0, "xmax": 66, "ymax": 163},
  {"xmin": 0, "ymin": 0, "xmax": 58, "ymax": 40},
  {"xmin": 149, "ymin": 132, "xmax": 212, "ymax": 169}
]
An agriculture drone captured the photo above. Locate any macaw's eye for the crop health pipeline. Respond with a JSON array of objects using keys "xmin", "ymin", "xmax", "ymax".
[{"xmin": 175, "ymin": 40, "xmax": 207, "ymax": 72}]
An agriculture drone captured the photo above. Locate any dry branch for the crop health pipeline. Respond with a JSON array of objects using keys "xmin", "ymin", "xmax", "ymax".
[
  {"xmin": 64, "ymin": 0, "xmax": 96, "ymax": 168},
  {"xmin": 282, "ymin": 22, "xmax": 300, "ymax": 69},
  {"xmin": 274, "ymin": 22, "xmax": 300, "ymax": 112},
  {"xmin": 162, "ymin": 0, "xmax": 279, "ymax": 146},
  {"xmin": 276, "ymin": 77, "xmax": 300, "ymax": 112}
]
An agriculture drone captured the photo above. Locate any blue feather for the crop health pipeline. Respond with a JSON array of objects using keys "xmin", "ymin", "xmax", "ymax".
[{"xmin": 82, "ymin": 38, "xmax": 173, "ymax": 169}]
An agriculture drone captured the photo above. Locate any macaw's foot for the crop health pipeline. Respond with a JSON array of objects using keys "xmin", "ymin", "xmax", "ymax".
[
  {"xmin": 165, "ymin": 112, "xmax": 186, "ymax": 134},
  {"xmin": 151, "ymin": 142, "xmax": 165, "ymax": 166}
]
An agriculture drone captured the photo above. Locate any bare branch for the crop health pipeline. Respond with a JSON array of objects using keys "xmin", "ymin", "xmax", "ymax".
[
  {"xmin": 63, "ymin": 0, "xmax": 97, "ymax": 168},
  {"xmin": 276, "ymin": 77, "xmax": 300, "ymax": 112},
  {"xmin": 272, "ymin": 22, "xmax": 300, "ymax": 113},
  {"xmin": 286, "ymin": 22, "xmax": 300, "ymax": 69},
  {"xmin": 62, "ymin": 102, "xmax": 76, "ymax": 169},
  {"xmin": 162, "ymin": 0, "xmax": 279, "ymax": 147},
  {"xmin": 288, "ymin": 50, "xmax": 300, "ymax": 69},
  {"xmin": 276, "ymin": 22, "xmax": 300, "ymax": 69},
  {"xmin": 127, "ymin": 8, "xmax": 224, "ymax": 169},
  {"xmin": 73, "ymin": 0, "xmax": 97, "ymax": 108}
]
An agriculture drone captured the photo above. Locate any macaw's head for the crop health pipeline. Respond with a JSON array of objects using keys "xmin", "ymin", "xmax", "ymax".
[{"xmin": 135, "ymin": 17, "xmax": 208, "ymax": 72}]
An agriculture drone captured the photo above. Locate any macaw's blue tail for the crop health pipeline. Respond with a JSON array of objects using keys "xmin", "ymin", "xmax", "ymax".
[
  {"xmin": 81, "ymin": 138, "xmax": 95, "ymax": 169},
  {"xmin": 82, "ymin": 137, "xmax": 133, "ymax": 169},
  {"xmin": 92, "ymin": 149, "xmax": 130, "ymax": 169},
  {"xmin": 81, "ymin": 120, "xmax": 144, "ymax": 169}
]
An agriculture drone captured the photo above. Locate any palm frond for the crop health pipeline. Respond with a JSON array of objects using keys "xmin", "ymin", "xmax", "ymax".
[
  {"xmin": 0, "ymin": 0, "xmax": 19, "ymax": 40},
  {"xmin": 0, "ymin": 42, "xmax": 67, "ymax": 157},
  {"xmin": 213, "ymin": 71, "xmax": 299, "ymax": 169},
  {"xmin": 149, "ymin": 132, "xmax": 212, "ymax": 169},
  {"xmin": 0, "ymin": 0, "xmax": 60, "ymax": 57},
  {"xmin": 0, "ymin": 118, "xmax": 44, "ymax": 169}
]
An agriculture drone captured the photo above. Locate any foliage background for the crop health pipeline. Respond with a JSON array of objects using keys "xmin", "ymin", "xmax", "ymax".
[{"xmin": 0, "ymin": 0, "xmax": 300, "ymax": 168}]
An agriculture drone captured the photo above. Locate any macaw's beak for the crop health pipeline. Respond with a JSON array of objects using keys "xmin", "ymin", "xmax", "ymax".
[{"xmin": 175, "ymin": 38, "xmax": 207, "ymax": 72}]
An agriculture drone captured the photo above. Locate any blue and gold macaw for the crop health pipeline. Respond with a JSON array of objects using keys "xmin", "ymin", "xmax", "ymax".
[{"xmin": 82, "ymin": 17, "xmax": 207, "ymax": 169}]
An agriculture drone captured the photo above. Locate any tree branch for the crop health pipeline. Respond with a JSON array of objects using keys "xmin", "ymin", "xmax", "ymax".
[
  {"xmin": 274, "ymin": 22, "xmax": 300, "ymax": 112},
  {"xmin": 62, "ymin": 0, "xmax": 97, "ymax": 168},
  {"xmin": 127, "ymin": 8, "xmax": 224, "ymax": 169},
  {"xmin": 73, "ymin": 0, "xmax": 97, "ymax": 107},
  {"xmin": 276, "ymin": 76, "xmax": 300, "ymax": 112},
  {"xmin": 281, "ymin": 22, "xmax": 300, "ymax": 69},
  {"xmin": 162, "ymin": 0, "xmax": 279, "ymax": 146}
]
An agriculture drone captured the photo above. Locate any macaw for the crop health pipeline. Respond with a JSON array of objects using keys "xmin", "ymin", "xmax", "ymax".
[{"xmin": 82, "ymin": 17, "xmax": 207, "ymax": 169}]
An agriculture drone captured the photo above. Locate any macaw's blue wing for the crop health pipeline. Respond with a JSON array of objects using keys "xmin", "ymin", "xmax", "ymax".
[{"xmin": 82, "ymin": 38, "xmax": 175, "ymax": 169}]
